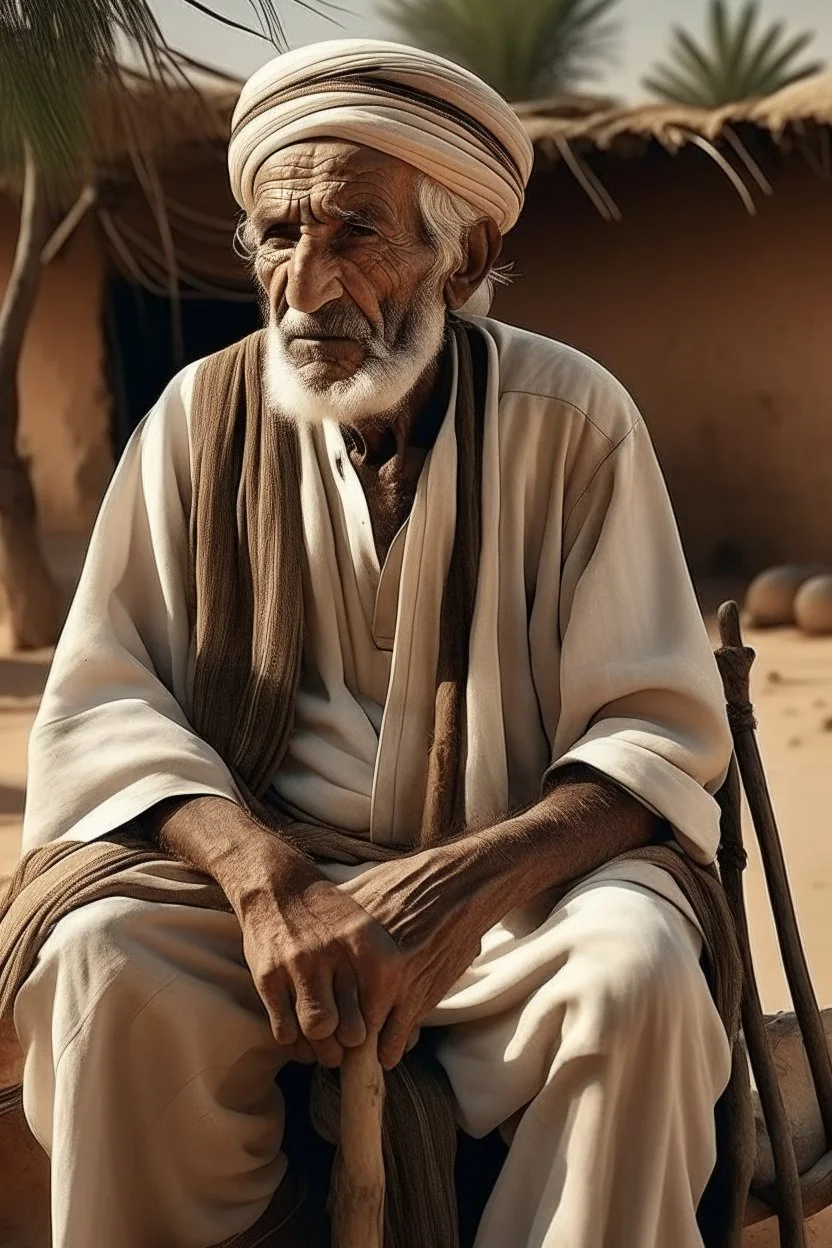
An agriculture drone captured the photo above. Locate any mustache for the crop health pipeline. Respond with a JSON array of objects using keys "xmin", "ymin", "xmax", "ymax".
[{"xmin": 277, "ymin": 304, "xmax": 375, "ymax": 344}]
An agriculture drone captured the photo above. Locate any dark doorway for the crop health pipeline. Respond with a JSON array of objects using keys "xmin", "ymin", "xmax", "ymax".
[{"xmin": 105, "ymin": 278, "xmax": 261, "ymax": 455}]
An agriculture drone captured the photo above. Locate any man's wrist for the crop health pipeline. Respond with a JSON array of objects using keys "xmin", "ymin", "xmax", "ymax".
[
  {"xmin": 143, "ymin": 794, "xmax": 322, "ymax": 913},
  {"xmin": 223, "ymin": 832, "xmax": 321, "ymax": 918}
]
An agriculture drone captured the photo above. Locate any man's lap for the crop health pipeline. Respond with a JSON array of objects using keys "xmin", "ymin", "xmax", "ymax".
[{"xmin": 15, "ymin": 856, "xmax": 720, "ymax": 1085}]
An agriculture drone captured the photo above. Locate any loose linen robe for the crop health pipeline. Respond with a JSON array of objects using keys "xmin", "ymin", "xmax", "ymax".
[{"xmin": 23, "ymin": 317, "xmax": 732, "ymax": 873}]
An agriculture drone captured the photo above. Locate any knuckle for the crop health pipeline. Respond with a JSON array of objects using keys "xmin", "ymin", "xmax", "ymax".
[
  {"xmin": 258, "ymin": 968, "xmax": 287, "ymax": 1003},
  {"xmin": 285, "ymin": 948, "xmax": 314, "ymax": 977},
  {"xmin": 299, "ymin": 1006, "xmax": 338, "ymax": 1041},
  {"xmin": 287, "ymin": 943, "xmax": 340, "ymax": 984}
]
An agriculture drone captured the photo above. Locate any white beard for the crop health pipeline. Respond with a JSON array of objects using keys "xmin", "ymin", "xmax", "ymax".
[{"xmin": 264, "ymin": 290, "xmax": 447, "ymax": 427}]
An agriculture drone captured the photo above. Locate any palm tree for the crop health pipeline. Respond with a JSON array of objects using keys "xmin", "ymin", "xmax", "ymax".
[
  {"xmin": 643, "ymin": 0, "xmax": 825, "ymax": 108},
  {"xmin": 382, "ymin": 0, "xmax": 621, "ymax": 102},
  {"xmin": 0, "ymin": 1, "xmax": 297, "ymax": 649}
]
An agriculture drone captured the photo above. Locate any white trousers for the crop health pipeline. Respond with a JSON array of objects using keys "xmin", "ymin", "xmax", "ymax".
[{"xmin": 14, "ymin": 862, "xmax": 731, "ymax": 1248}]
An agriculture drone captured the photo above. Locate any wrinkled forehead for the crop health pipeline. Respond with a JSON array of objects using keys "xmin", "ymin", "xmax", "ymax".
[{"xmin": 250, "ymin": 139, "xmax": 423, "ymax": 225}]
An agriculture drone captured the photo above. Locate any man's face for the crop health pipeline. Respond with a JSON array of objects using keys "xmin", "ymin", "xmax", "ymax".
[{"xmin": 249, "ymin": 140, "xmax": 449, "ymax": 424}]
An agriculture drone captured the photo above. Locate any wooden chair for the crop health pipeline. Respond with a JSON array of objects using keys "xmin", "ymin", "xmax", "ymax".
[
  {"xmin": 715, "ymin": 601, "xmax": 832, "ymax": 1246},
  {"xmin": 334, "ymin": 602, "xmax": 832, "ymax": 1248}
]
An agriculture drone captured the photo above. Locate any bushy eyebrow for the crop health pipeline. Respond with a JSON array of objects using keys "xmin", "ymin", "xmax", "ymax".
[
  {"xmin": 251, "ymin": 197, "xmax": 392, "ymax": 237},
  {"xmin": 329, "ymin": 204, "xmax": 381, "ymax": 229}
]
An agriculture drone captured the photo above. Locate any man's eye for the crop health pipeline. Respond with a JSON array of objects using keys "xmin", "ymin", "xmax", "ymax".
[
  {"xmin": 261, "ymin": 225, "xmax": 299, "ymax": 246},
  {"xmin": 344, "ymin": 222, "xmax": 376, "ymax": 238}
]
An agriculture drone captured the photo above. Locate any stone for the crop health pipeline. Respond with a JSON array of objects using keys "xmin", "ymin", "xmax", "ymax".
[
  {"xmin": 795, "ymin": 575, "xmax": 832, "ymax": 636},
  {"xmin": 744, "ymin": 566, "xmax": 826, "ymax": 628},
  {"xmin": 751, "ymin": 1010, "xmax": 832, "ymax": 1190}
]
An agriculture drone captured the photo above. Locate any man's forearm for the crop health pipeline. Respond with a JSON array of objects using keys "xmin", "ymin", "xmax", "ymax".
[
  {"xmin": 140, "ymin": 766, "xmax": 661, "ymax": 933},
  {"xmin": 440, "ymin": 765, "xmax": 664, "ymax": 929},
  {"xmin": 338, "ymin": 764, "xmax": 665, "ymax": 989},
  {"xmin": 140, "ymin": 795, "xmax": 323, "ymax": 911}
]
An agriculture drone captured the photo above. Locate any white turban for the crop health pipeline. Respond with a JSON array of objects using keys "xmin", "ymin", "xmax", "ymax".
[{"xmin": 228, "ymin": 39, "xmax": 534, "ymax": 234}]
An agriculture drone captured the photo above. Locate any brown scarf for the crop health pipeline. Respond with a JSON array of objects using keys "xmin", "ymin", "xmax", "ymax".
[
  {"xmin": 0, "ymin": 321, "xmax": 752, "ymax": 1247},
  {"xmin": 188, "ymin": 319, "xmax": 482, "ymax": 853}
]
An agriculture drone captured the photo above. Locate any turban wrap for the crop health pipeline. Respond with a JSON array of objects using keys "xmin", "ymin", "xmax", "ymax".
[{"xmin": 228, "ymin": 39, "xmax": 534, "ymax": 234}]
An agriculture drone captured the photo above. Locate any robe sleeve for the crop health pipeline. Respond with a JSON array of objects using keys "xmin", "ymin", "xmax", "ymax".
[
  {"xmin": 544, "ymin": 416, "xmax": 732, "ymax": 864},
  {"xmin": 22, "ymin": 365, "xmax": 241, "ymax": 851}
]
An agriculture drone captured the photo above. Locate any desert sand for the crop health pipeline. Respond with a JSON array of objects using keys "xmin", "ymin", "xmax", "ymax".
[{"xmin": 2, "ymin": 592, "xmax": 831, "ymax": 1015}]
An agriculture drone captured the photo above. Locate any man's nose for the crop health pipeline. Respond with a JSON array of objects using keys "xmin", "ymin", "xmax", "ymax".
[{"xmin": 284, "ymin": 234, "xmax": 343, "ymax": 313}]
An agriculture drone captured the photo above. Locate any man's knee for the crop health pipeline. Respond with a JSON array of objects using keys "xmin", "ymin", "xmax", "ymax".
[
  {"xmin": 16, "ymin": 896, "xmax": 185, "ymax": 1061},
  {"xmin": 14, "ymin": 897, "xmax": 176, "ymax": 1150},
  {"xmin": 567, "ymin": 887, "xmax": 709, "ymax": 1051},
  {"xmin": 39, "ymin": 896, "xmax": 163, "ymax": 987}
]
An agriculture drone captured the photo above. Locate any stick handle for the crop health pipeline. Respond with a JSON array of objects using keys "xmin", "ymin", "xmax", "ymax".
[{"xmin": 333, "ymin": 1038, "xmax": 385, "ymax": 1248}]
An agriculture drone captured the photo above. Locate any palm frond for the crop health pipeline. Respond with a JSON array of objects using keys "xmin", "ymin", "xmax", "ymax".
[
  {"xmin": 382, "ymin": 0, "xmax": 620, "ymax": 101},
  {"xmin": 642, "ymin": 0, "xmax": 825, "ymax": 108},
  {"xmin": 741, "ymin": 20, "xmax": 784, "ymax": 87},
  {"xmin": 709, "ymin": 0, "xmax": 731, "ymax": 72},
  {"xmin": 179, "ymin": 0, "xmax": 283, "ymax": 46},
  {"xmin": 0, "ymin": 0, "xmax": 331, "ymax": 183},
  {"xmin": 671, "ymin": 28, "xmax": 722, "ymax": 100},
  {"xmin": 641, "ymin": 68, "xmax": 708, "ymax": 109},
  {"xmin": 726, "ymin": 2, "xmax": 757, "ymax": 86}
]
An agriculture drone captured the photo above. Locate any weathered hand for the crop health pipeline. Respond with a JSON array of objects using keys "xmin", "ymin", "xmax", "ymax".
[
  {"xmin": 236, "ymin": 855, "xmax": 406, "ymax": 1068},
  {"xmin": 147, "ymin": 797, "xmax": 401, "ymax": 1067},
  {"xmin": 339, "ymin": 845, "xmax": 493, "ymax": 1069}
]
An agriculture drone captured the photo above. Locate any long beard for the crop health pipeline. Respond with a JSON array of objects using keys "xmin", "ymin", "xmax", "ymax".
[{"xmin": 263, "ymin": 280, "xmax": 447, "ymax": 427}]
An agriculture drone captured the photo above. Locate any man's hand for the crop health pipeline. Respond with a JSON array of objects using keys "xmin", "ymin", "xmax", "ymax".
[
  {"xmin": 338, "ymin": 846, "xmax": 491, "ymax": 1069},
  {"xmin": 142, "ymin": 795, "xmax": 410, "ymax": 1069},
  {"xmin": 336, "ymin": 767, "xmax": 664, "ymax": 1067},
  {"xmin": 144, "ymin": 768, "xmax": 660, "ymax": 1071},
  {"xmin": 233, "ymin": 851, "xmax": 406, "ymax": 1068}
]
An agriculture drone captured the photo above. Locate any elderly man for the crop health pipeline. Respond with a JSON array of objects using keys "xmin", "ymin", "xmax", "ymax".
[{"xmin": 9, "ymin": 38, "xmax": 741, "ymax": 1248}]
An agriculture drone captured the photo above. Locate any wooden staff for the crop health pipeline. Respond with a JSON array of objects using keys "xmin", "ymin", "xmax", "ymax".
[{"xmin": 333, "ymin": 1036, "xmax": 386, "ymax": 1248}]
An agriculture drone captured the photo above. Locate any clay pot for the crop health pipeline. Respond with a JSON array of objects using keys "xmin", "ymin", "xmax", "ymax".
[
  {"xmin": 744, "ymin": 566, "xmax": 826, "ymax": 628},
  {"xmin": 795, "ymin": 575, "xmax": 832, "ymax": 636}
]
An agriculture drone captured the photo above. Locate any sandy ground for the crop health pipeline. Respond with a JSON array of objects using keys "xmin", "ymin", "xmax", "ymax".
[{"xmin": 1, "ymin": 570, "xmax": 831, "ymax": 1015}]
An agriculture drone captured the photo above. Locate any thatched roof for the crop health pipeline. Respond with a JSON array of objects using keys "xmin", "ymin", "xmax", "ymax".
[
  {"xmin": 88, "ymin": 73, "xmax": 238, "ymax": 171},
  {"xmin": 523, "ymin": 72, "xmax": 832, "ymax": 155},
  {"xmin": 92, "ymin": 69, "xmax": 832, "ymax": 172},
  {"xmin": 520, "ymin": 72, "xmax": 832, "ymax": 218},
  {"xmin": 19, "ymin": 69, "xmax": 831, "ymax": 304}
]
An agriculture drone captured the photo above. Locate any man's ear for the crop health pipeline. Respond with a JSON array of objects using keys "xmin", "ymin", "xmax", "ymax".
[{"xmin": 444, "ymin": 218, "xmax": 503, "ymax": 311}]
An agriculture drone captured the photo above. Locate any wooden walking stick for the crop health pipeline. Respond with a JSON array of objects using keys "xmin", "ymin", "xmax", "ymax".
[{"xmin": 332, "ymin": 1036, "xmax": 386, "ymax": 1248}]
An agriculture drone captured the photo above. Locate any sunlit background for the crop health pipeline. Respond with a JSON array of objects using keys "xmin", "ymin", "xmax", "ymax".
[{"xmin": 148, "ymin": 0, "xmax": 832, "ymax": 101}]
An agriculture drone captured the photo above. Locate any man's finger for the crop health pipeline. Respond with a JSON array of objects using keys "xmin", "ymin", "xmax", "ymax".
[
  {"xmin": 311, "ymin": 1034, "xmax": 345, "ymax": 1069},
  {"xmin": 261, "ymin": 973, "xmax": 299, "ymax": 1047},
  {"xmin": 334, "ymin": 965, "xmax": 367, "ymax": 1049},
  {"xmin": 378, "ymin": 1004, "xmax": 417, "ymax": 1070},
  {"xmin": 283, "ymin": 1036, "xmax": 316, "ymax": 1065},
  {"xmin": 293, "ymin": 974, "xmax": 340, "ymax": 1042}
]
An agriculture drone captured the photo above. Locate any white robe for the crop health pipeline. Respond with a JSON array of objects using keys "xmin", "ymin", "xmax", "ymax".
[
  {"xmin": 23, "ymin": 316, "xmax": 732, "ymax": 866},
  {"xmin": 16, "ymin": 317, "xmax": 736, "ymax": 1248}
]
